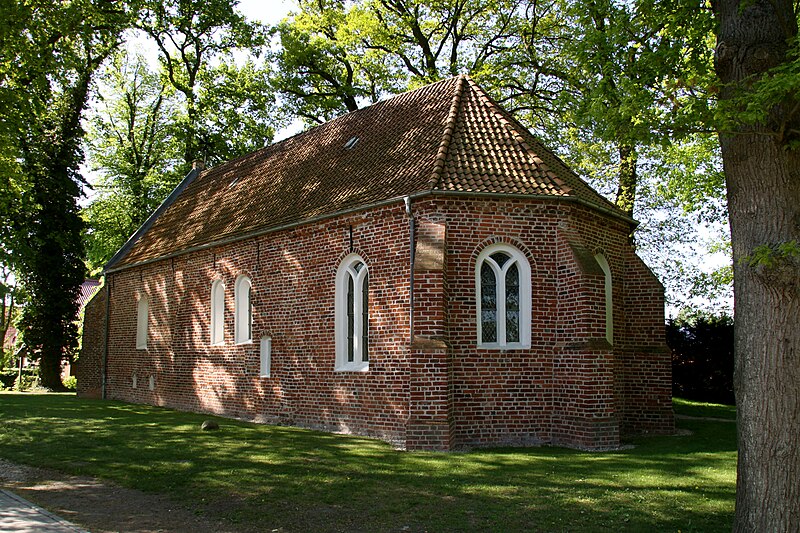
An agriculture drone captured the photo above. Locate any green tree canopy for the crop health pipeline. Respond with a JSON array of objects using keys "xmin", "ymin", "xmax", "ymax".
[{"xmin": 0, "ymin": 0, "xmax": 130, "ymax": 389}]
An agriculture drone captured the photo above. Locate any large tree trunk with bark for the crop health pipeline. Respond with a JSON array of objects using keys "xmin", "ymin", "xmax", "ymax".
[{"xmin": 714, "ymin": 0, "xmax": 800, "ymax": 530}]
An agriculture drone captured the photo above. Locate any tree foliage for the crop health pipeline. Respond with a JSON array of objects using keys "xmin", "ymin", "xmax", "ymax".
[
  {"xmin": 83, "ymin": 51, "xmax": 182, "ymax": 271},
  {"xmin": 134, "ymin": 0, "xmax": 278, "ymax": 166},
  {"xmin": 667, "ymin": 311, "xmax": 734, "ymax": 405},
  {"xmin": 0, "ymin": 0, "xmax": 129, "ymax": 389}
]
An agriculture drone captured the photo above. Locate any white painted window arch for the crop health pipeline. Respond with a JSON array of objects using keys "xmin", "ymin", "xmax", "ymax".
[
  {"xmin": 210, "ymin": 279, "xmax": 225, "ymax": 345},
  {"xmin": 476, "ymin": 243, "xmax": 532, "ymax": 349},
  {"xmin": 335, "ymin": 253, "xmax": 369, "ymax": 371},
  {"xmin": 234, "ymin": 275, "xmax": 252, "ymax": 344},
  {"xmin": 594, "ymin": 253, "xmax": 614, "ymax": 345},
  {"xmin": 136, "ymin": 293, "xmax": 149, "ymax": 350}
]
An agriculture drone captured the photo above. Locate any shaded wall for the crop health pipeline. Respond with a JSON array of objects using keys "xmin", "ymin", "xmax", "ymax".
[{"xmin": 77, "ymin": 287, "xmax": 106, "ymax": 399}]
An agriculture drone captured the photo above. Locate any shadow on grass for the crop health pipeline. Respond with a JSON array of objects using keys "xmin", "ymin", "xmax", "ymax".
[{"xmin": 0, "ymin": 393, "xmax": 735, "ymax": 532}]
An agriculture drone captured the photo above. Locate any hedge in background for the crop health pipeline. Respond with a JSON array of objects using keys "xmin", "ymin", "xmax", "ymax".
[{"xmin": 667, "ymin": 313, "xmax": 734, "ymax": 405}]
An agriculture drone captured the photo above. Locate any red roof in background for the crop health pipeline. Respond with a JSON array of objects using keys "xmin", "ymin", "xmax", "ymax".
[
  {"xmin": 109, "ymin": 76, "xmax": 623, "ymax": 271},
  {"xmin": 77, "ymin": 279, "xmax": 101, "ymax": 311}
]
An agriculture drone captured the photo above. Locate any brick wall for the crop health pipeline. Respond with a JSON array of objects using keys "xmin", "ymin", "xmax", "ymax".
[
  {"xmin": 101, "ymin": 203, "xmax": 413, "ymax": 447},
  {"xmin": 85, "ymin": 195, "xmax": 672, "ymax": 451},
  {"xmin": 76, "ymin": 286, "xmax": 106, "ymax": 399}
]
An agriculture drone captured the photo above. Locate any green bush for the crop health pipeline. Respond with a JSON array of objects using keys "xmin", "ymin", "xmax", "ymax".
[
  {"xmin": 63, "ymin": 375, "xmax": 77, "ymax": 391},
  {"xmin": 0, "ymin": 370, "xmax": 17, "ymax": 390},
  {"xmin": 667, "ymin": 311, "xmax": 734, "ymax": 405},
  {"xmin": 3, "ymin": 368, "xmax": 40, "ymax": 391}
]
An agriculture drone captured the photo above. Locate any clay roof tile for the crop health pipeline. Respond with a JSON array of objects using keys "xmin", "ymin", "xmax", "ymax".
[{"xmin": 109, "ymin": 76, "xmax": 625, "ymax": 270}]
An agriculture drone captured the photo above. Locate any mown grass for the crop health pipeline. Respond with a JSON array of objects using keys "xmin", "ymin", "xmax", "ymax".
[
  {"xmin": 0, "ymin": 393, "xmax": 736, "ymax": 532},
  {"xmin": 673, "ymin": 397, "xmax": 737, "ymax": 420}
]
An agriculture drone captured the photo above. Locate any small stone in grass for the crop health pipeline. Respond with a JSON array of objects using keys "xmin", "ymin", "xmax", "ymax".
[{"xmin": 201, "ymin": 420, "xmax": 219, "ymax": 431}]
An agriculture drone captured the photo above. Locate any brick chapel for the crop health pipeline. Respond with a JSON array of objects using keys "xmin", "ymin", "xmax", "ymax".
[{"xmin": 78, "ymin": 76, "xmax": 674, "ymax": 450}]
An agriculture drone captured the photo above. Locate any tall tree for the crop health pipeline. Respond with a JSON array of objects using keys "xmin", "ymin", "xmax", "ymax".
[
  {"xmin": 498, "ymin": 0, "xmax": 717, "ymax": 217},
  {"xmin": 270, "ymin": 0, "xmax": 391, "ymax": 124},
  {"xmin": 270, "ymin": 0, "xmax": 524, "ymax": 124},
  {"xmin": 713, "ymin": 0, "xmax": 800, "ymax": 529},
  {"xmin": 135, "ymin": 0, "xmax": 277, "ymax": 166},
  {"xmin": 0, "ymin": 0, "xmax": 129, "ymax": 389},
  {"xmin": 83, "ymin": 51, "xmax": 182, "ymax": 271}
]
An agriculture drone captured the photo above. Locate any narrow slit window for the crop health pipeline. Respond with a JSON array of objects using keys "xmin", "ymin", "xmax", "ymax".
[
  {"xmin": 260, "ymin": 337, "xmax": 271, "ymax": 378},
  {"xmin": 594, "ymin": 254, "xmax": 614, "ymax": 345},
  {"xmin": 136, "ymin": 294, "xmax": 148, "ymax": 350}
]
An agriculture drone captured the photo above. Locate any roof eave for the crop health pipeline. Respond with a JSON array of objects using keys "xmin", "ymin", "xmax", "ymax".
[
  {"xmin": 105, "ymin": 189, "xmax": 636, "ymax": 274},
  {"xmin": 103, "ymin": 165, "xmax": 202, "ymax": 273}
]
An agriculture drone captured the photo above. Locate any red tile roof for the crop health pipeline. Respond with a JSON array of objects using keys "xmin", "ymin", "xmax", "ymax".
[
  {"xmin": 77, "ymin": 279, "xmax": 101, "ymax": 311},
  {"xmin": 109, "ymin": 76, "xmax": 624, "ymax": 271}
]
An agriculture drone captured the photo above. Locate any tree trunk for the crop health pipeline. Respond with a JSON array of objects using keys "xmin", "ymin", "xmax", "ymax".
[
  {"xmin": 39, "ymin": 346, "xmax": 67, "ymax": 392},
  {"xmin": 714, "ymin": 0, "xmax": 800, "ymax": 530},
  {"xmin": 615, "ymin": 144, "xmax": 637, "ymax": 217}
]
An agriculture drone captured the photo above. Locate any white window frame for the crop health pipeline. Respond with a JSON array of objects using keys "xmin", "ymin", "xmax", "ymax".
[
  {"xmin": 594, "ymin": 253, "xmax": 614, "ymax": 345},
  {"xmin": 335, "ymin": 253, "xmax": 369, "ymax": 371},
  {"xmin": 475, "ymin": 244, "xmax": 531, "ymax": 349},
  {"xmin": 260, "ymin": 336, "xmax": 272, "ymax": 378},
  {"xmin": 210, "ymin": 279, "xmax": 225, "ymax": 345},
  {"xmin": 234, "ymin": 275, "xmax": 252, "ymax": 345},
  {"xmin": 136, "ymin": 294, "xmax": 149, "ymax": 350}
]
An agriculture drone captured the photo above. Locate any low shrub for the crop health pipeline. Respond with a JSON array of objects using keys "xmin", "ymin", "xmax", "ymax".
[
  {"xmin": 0, "ymin": 368, "xmax": 40, "ymax": 391},
  {"xmin": 14, "ymin": 369, "xmax": 39, "ymax": 391},
  {"xmin": 0, "ymin": 369, "xmax": 17, "ymax": 390},
  {"xmin": 63, "ymin": 375, "xmax": 77, "ymax": 391}
]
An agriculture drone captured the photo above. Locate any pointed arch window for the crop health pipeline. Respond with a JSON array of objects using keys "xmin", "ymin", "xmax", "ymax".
[
  {"xmin": 594, "ymin": 254, "xmax": 614, "ymax": 345},
  {"xmin": 210, "ymin": 279, "xmax": 225, "ymax": 345},
  {"xmin": 136, "ymin": 294, "xmax": 149, "ymax": 350},
  {"xmin": 234, "ymin": 275, "xmax": 252, "ymax": 344},
  {"xmin": 335, "ymin": 254, "xmax": 369, "ymax": 371},
  {"xmin": 476, "ymin": 244, "xmax": 531, "ymax": 348}
]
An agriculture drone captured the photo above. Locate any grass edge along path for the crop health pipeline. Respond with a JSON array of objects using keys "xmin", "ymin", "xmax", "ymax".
[{"xmin": 0, "ymin": 393, "xmax": 736, "ymax": 532}]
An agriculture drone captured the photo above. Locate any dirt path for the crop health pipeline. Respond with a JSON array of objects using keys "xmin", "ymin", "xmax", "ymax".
[{"xmin": 0, "ymin": 458, "xmax": 248, "ymax": 533}]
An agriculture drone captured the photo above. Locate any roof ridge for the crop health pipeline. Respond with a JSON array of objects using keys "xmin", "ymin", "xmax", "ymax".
[
  {"xmin": 427, "ymin": 75, "xmax": 467, "ymax": 191},
  {"xmin": 462, "ymin": 77, "xmax": 572, "ymax": 195},
  {"xmin": 463, "ymin": 78, "xmax": 623, "ymax": 212}
]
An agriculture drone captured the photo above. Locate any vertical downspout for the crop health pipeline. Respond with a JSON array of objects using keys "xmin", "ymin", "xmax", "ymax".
[
  {"xmin": 405, "ymin": 196, "xmax": 415, "ymax": 346},
  {"xmin": 101, "ymin": 276, "xmax": 111, "ymax": 399}
]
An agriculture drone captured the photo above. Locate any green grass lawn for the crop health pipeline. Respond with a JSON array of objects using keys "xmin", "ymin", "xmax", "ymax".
[
  {"xmin": 673, "ymin": 397, "xmax": 737, "ymax": 421},
  {"xmin": 0, "ymin": 393, "xmax": 736, "ymax": 532}
]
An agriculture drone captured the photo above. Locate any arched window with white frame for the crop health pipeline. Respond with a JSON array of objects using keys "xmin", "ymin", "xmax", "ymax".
[
  {"xmin": 136, "ymin": 293, "xmax": 149, "ymax": 350},
  {"xmin": 210, "ymin": 279, "xmax": 225, "ymax": 345},
  {"xmin": 335, "ymin": 254, "xmax": 369, "ymax": 371},
  {"xmin": 234, "ymin": 275, "xmax": 252, "ymax": 344},
  {"xmin": 594, "ymin": 253, "xmax": 614, "ymax": 345},
  {"xmin": 476, "ymin": 244, "xmax": 531, "ymax": 348}
]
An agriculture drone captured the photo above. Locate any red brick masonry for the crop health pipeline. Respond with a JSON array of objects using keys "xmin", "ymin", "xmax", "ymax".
[{"xmin": 79, "ymin": 197, "xmax": 673, "ymax": 450}]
